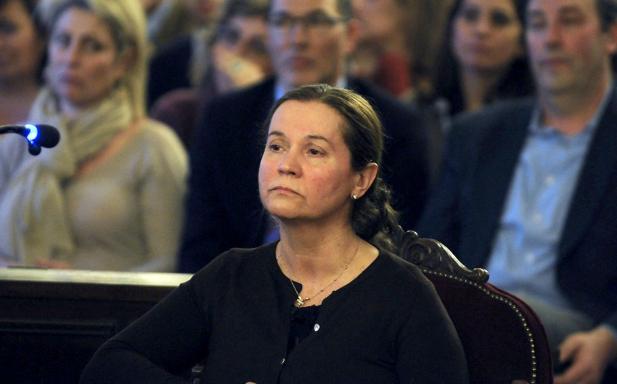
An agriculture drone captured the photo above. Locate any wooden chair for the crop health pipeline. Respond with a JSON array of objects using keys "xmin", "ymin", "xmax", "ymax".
[{"xmin": 396, "ymin": 230, "xmax": 553, "ymax": 384}]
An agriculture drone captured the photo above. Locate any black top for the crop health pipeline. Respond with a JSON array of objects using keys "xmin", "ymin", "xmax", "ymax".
[
  {"xmin": 287, "ymin": 304, "xmax": 319, "ymax": 354},
  {"xmin": 81, "ymin": 243, "xmax": 468, "ymax": 384}
]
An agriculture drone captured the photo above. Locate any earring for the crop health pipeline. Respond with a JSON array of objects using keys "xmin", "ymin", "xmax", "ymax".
[{"xmin": 351, "ymin": 194, "xmax": 358, "ymax": 200}]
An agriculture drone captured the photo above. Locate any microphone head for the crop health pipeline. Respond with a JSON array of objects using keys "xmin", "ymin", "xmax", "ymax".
[
  {"xmin": 27, "ymin": 143, "xmax": 42, "ymax": 156},
  {"xmin": 25, "ymin": 124, "xmax": 60, "ymax": 148}
]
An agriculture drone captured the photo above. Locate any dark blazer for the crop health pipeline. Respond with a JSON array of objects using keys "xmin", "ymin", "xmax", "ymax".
[
  {"xmin": 147, "ymin": 36, "xmax": 192, "ymax": 108},
  {"xmin": 418, "ymin": 92, "xmax": 617, "ymax": 330},
  {"xmin": 178, "ymin": 77, "xmax": 430, "ymax": 272}
]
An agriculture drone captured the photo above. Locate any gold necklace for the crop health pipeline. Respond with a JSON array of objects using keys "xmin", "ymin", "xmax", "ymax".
[{"xmin": 278, "ymin": 242, "xmax": 361, "ymax": 308}]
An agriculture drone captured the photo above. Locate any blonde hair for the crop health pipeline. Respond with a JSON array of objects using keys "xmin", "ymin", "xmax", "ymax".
[{"xmin": 38, "ymin": 0, "xmax": 149, "ymax": 118}]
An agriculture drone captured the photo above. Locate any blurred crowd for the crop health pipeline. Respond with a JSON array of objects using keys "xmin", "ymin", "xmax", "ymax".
[{"xmin": 0, "ymin": 0, "xmax": 537, "ymax": 270}]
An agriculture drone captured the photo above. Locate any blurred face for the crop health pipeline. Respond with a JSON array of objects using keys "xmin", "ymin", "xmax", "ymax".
[
  {"xmin": 189, "ymin": 0, "xmax": 224, "ymax": 25},
  {"xmin": 47, "ymin": 7, "xmax": 130, "ymax": 112},
  {"xmin": 452, "ymin": 0, "xmax": 523, "ymax": 74},
  {"xmin": 0, "ymin": 0, "xmax": 44, "ymax": 84},
  {"xmin": 352, "ymin": 0, "xmax": 406, "ymax": 44},
  {"xmin": 526, "ymin": 0, "xmax": 617, "ymax": 96},
  {"xmin": 267, "ymin": 0, "xmax": 357, "ymax": 91},
  {"xmin": 218, "ymin": 15, "xmax": 271, "ymax": 74},
  {"xmin": 259, "ymin": 100, "xmax": 359, "ymax": 224}
]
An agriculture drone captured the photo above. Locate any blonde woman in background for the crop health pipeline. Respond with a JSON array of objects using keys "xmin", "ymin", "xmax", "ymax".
[{"xmin": 0, "ymin": 0, "xmax": 187, "ymax": 271}]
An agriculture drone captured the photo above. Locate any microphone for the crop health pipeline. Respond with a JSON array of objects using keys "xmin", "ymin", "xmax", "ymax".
[{"xmin": 0, "ymin": 124, "xmax": 60, "ymax": 156}]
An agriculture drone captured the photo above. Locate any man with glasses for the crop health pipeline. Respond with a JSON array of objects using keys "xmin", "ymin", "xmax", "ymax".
[
  {"xmin": 178, "ymin": 0, "xmax": 430, "ymax": 272},
  {"xmin": 419, "ymin": 0, "xmax": 617, "ymax": 382}
]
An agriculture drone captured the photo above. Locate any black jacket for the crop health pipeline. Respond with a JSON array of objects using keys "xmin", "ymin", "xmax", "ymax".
[{"xmin": 82, "ymin": 244, "xmax": 468, "ymax": 384}]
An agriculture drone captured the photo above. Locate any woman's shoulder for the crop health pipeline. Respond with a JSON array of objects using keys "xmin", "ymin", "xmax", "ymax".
[
  {"xmin": 190, "ymin": 243, "xmax": 276, "ymax": 285},
  {"xmin": 127, "ymin": 118, "xmax": 188, "ymax": 170},
  {"xmin": 136, "ymin": 118, "xmax": 186, "ymax": 148},
  {"xmin": 373, "ymin": 250, "xmax": 439, "ymax": 297}
]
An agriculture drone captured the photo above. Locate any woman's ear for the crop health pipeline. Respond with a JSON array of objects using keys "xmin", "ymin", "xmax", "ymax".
[{"xmin": 352, "ymin": 162, "xmax": 379, "ymax": 199}]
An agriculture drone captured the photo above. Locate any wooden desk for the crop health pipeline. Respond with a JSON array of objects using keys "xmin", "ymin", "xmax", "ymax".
[{"xmin": 0, "ymin": 268, "xmax": 191, "ymax": 384}]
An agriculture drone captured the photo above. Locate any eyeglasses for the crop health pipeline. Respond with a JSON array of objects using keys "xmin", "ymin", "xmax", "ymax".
[{"xmin": 268, "ymin": 11, "xmax": 348, "ymax": 35}]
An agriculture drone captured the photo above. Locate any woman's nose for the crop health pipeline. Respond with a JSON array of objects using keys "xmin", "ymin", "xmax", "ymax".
[{"xmin": 277, "ymin": 151, "xmax": 300, "ymax": 176}]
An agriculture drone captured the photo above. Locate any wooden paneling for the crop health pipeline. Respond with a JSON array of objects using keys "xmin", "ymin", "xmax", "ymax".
[{"xmin": 0, "ymin": 268, "xmax": 191, "ymax": 384}]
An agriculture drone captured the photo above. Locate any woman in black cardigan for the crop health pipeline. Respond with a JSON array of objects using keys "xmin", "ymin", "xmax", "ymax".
[{"xmin": 81, "ymin": 84, "xmax": 468, "ymax": 384}]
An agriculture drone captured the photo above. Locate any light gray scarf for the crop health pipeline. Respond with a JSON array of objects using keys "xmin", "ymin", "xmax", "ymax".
[{"xmin": 0, "ymin": 87, "xmax": 131, "ymax": 265}]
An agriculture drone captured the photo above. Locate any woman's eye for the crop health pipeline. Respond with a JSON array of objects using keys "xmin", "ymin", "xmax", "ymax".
[
  {"xmin": 268, "ymin": 143, "xmax": 282, "ymax": 152},
  {"xmin": 307, "ymin": 147, "xmax": 324, "ymax": 156},
  {"xmin": 0, "ymin": 20, "xmax": 18, "ymax": 35},
  {"xmin": 52, "ymin": 33, "xmax": 70, "ymax": 48},
  {"xmin": 83, "ymin": 39, "xmax": 105, "ymax": 52},
  {"xmin": 490, "ymin": 11, "xmax": 513, "ymax": 27},
  {"xmin": 459, "ymin": 7, "xmax": 480, "ymax": 23}
]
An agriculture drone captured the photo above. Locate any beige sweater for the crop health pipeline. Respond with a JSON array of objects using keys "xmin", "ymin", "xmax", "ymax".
[{"xmin": 0, "ymin": 119, "xmax": 187, "ymax": 271}]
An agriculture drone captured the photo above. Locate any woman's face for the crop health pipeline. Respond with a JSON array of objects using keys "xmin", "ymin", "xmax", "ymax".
[
  {"xmin": 47, "ymin": 7, "xmax": 129, "ymax": 112},
  {"xmin": 258, "ymin": 100, "xmax": 360, "ymax": 224},
  {"xmin": 0, "ymin": 0, "xmax": 44, "ymax": 84},
  {"xmin": 452, "ymin": 0, "xmax": 523, "ymax": 74},
  {"xmin": 217, "ymin": 15, "xmax": 271, "ymax": 74}
]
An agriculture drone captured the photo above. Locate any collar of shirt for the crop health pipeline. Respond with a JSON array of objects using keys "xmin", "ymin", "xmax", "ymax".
[{"xmin": 528, "ymin": 82, "xmax": 615, "ymax": 138}]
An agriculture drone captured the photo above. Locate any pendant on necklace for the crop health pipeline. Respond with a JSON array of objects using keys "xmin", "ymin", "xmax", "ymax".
[{"xmin": 294, "ymin": 296, "xmax": 305, "ymax": 308}]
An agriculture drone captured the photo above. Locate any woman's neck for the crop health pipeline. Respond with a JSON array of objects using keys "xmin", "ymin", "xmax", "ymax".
[
  {"xmin": 278, "ymin": 223, "xmax": 358, "ymax": 277},
  {"xmin": 276, "ymin": 219, "xmax": 380, "ymax": 306},
  {"xmin": 459, "ymin": 67, "xmax": 504, "ymax": 113}
]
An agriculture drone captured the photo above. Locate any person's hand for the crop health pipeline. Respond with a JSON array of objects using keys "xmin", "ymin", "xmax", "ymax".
[
  {"xmin": 212, "ymin": 43, "xmax": 265, "ymax": 92},
  {"xmin": 554, "ymin": 326, "xmax": 617, "ymax": 384},
  {"xmin": 34, "ymin": 258, "xmax": 72, "ymax": 269}
]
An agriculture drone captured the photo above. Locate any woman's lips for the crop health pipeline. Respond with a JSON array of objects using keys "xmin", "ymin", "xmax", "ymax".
[{"xmin": 271, "ymin": 186, "xmax": 300, "ymax": 195}]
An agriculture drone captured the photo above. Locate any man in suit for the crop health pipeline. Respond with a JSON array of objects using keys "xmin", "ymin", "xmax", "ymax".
[
  {"xmin": 178, "ymin": 0, "xmax": 430, "ymax": 272},
  {"xmin": 419, "ymin": 0, "xmax": 617, "ymax": 383}
]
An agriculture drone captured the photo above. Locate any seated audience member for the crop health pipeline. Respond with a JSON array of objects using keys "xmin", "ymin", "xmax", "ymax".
[
  {"xmin": 0, "ymin": 0, "xmax": 187, "ymax": 271},
  {"xmin": 146, "ymin": 0, "xmax": 224, "ymax": 107},
  {"xmin": 350, "ymin": 0, "xmax": 450, "ymax": 101},
  {"xmin": 142, "ymin": 0, "xmax": 204, "ymax": 52},
  {"xmin": 0, "ymin": 0, "xmax": 46, "ymax": 124},
  {"xmin": 150, "ymin": 0, "xmax": 272, "ymax": 148},
  {"xmin": 178, "ymin": 0, "xmax": 431, "ymax": 272},
  {"xmin": 420, "ymin": 0, "xmax": 534, "ymax": 179},
  {"xmin": 428, "ymin": 0, "xmax": 533, "ymax": 117},
  {"xmin": 80, "ymin": 84, "xmax": 468, "ymax": 384},
  {"xmin": 418, "ymin": 0, "xmax": 617, "ymax": 382}
]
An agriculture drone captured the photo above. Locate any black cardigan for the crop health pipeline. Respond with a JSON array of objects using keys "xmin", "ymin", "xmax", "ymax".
[{"xmin": 81, "ymin": 243, "xmax": 468, "ymax": 384}]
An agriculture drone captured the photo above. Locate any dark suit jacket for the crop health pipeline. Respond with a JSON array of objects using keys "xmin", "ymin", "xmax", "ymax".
[
  {"xmin": 179, "ymin": 77, "xmax": 430, "ymax": 272},
  {"xmin": 148, "ymin": 36, "xmax": 192, "ymax": 108},
  {"xmin": 418, "ymin": 92, "xmax": 617, "ymax": 330}
]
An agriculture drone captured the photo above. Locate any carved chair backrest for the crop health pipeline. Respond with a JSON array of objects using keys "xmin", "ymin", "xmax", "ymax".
[{"xmin": 397, "ymin": 230, "xmax": 553, "ymax": 384}]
